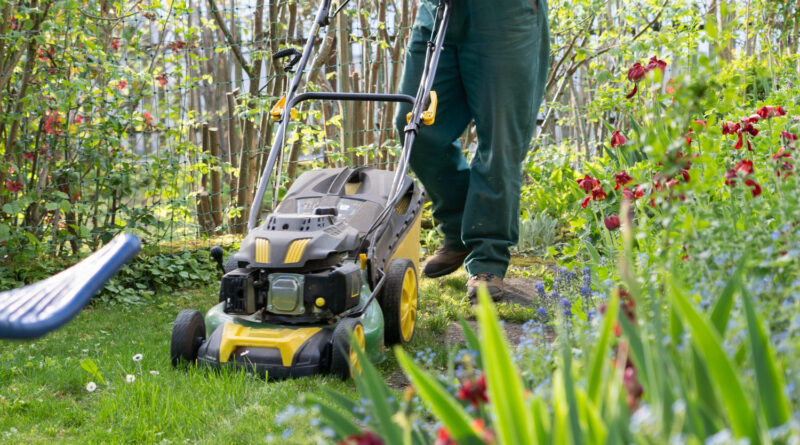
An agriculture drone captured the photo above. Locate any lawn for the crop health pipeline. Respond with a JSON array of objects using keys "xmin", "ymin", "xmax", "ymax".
[{"xmin": 0, "ymin": 265, "xmax": 545, "ymax": 444}]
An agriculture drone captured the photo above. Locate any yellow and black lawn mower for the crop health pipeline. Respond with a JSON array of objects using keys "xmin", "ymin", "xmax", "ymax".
[{"xmin": 170, "ymin": 0, "xmax": 452, "ymax": 379}]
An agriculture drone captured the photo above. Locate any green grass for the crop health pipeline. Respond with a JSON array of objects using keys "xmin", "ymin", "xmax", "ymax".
[{"xmin": 0, "ymin": 267, "xmax": 544, "ymax": 444}]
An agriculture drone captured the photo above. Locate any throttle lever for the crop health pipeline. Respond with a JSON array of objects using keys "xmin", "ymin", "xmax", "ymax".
[{"xmin": 272, "ymin": 48, "xmax": 302, "ymax": 72}]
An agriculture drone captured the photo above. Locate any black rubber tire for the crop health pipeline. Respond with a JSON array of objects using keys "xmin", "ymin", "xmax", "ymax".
[
  {"xmin": 379, "ymin": 259, "xmax": 418, "ymax": 345},
  {"xmin": 223, "ymin": 255, "xmax": 239, "ymax": 274},
  {"xmin": 170, "ymin": 310, "xmax": 206, "ymax": 367},
  {"xmin": 330, "ymin": 318, "xmax": 362, "ymax": 380}
]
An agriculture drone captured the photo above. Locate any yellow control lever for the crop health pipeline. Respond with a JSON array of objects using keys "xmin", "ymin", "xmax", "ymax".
[{"xmin": 406, "ymin": 90, "xmax": 437, "ymax": 126}]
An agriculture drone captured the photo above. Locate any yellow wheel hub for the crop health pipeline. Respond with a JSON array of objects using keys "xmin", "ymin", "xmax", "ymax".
[
  {"xmin": 400, "ymin": 267, "xmax": 418, "ymax": 342},
  {"xmin": 349, "ymin": 324, "xmax": 366, "ymax": 377}
]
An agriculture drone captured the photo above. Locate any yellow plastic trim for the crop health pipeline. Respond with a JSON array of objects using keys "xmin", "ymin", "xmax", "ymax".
[
  {"xmin": 388, "ymin": 212, "xmax": 421, "ymax": 272},
  {"xmin": 406, "ymin": 90, "xmax": 438, "ymax": 126},
  {"xmin": 284, "ymin": 238, "xmax": 311, "ymax": 263},
  {"xmin": 359, "ymin": 253, "xmax": 367, "ymax": 270},
  {"xmin": 218, "ymin": 323, "xmax": 321, "ymax": 366},
  {"xmin": 400, "ymin": 266, "xmax": 418, "ymax": 342},
  {"xmin": 254, "ymin": 238, "xmax": 270, "ymax": 263},
  {"xmin": 349, "ymin": 324, "xmax": 366, "ymax": 376},
  {"xmin": 270, "ymin": 96, "xmax": 299, "ymax": 121},
  {"xmin": 315, "ymin": 297, "xmax": 326, "ymax": 307}
]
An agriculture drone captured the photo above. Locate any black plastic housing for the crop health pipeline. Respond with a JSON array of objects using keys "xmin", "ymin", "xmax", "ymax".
[
  {"xmin": 220, "ymin": 269, "xmax": 263, "ymax": 314},
  {"xmin": 303, "ymin": 263, "xmax": 361, "ymax": 314}
]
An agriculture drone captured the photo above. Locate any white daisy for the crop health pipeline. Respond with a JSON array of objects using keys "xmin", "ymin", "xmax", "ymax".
[
  {"xmin": 86, "ymin": 382, "xmax": 97, "ymax": 392},
  {"xmin": 132, "ymin": 353, "xmax": 143, "ymax": 362},
  {"xmin": 149, "ymin": 370, "xmax": 160, "ymax": 376},
  {"xmin": 125, "ymin": 374, "xmax": 135, "ymax": 383}
]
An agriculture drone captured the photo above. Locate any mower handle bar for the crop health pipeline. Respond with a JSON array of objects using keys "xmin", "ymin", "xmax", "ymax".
[{"xmin": 248, "ymin": 0, "xmax": 452, "ymax": 233}]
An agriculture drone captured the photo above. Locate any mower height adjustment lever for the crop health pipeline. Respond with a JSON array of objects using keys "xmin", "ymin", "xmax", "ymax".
[{"xmin": 272, "ymin": 48, "xmax": 302, "ymax": 73}]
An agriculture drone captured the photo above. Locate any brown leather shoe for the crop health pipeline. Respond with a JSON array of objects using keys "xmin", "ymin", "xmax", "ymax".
[
  {"xmin": 422, "ymin": 246, "xmax": 469, "ymax": 278},
  {"xmin": 466, "ymin": 274, "xmax": 504, "ymax": 301}
]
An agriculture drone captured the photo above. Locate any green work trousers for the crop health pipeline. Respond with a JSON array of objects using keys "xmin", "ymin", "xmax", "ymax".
[{"xmin": 395, "ymin": 0, "xmax": 550, "ymax": 278}]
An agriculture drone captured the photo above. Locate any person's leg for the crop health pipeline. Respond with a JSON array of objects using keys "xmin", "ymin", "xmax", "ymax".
[
  {"xmin": 394, "ymin": 0, "xmax": 472, "ymax": 257},
  {"xmin": 457, "ymin": 0, "xmax": 550, "ymax": 292}
]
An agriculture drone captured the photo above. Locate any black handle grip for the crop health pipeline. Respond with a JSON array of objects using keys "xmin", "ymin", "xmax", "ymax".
[{"xmin": 272, "ymin": 48, "xmax": 302, "ymax": 72}]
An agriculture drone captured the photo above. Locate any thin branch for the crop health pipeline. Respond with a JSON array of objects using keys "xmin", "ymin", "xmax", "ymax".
[{"xmin": 207, "ymin": 0, "xmax": 255, "ymax": 79}]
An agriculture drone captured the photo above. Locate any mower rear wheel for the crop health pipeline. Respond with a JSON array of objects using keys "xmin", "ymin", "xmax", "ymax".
[
  {"xmin": 380, "ymin": 258, "xmax": 418, "ymax": 345},
  {"xmin": 330, "ymin": 318, "xmax": 366, "ymax": 380},
  {"xmin": 170, "ymin": 310, "xmax": 206, "ymax": 367}
]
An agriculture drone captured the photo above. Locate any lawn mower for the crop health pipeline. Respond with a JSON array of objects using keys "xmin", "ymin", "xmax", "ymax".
[{"xmin": 170, "ymin": 0, "xmax": 452, "ymax": 379}]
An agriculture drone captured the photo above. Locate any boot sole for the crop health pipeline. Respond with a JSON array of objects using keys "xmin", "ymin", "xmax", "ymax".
[{"xmin": 422, "ymin": 261, "xmax": 464, "ymax": 278}]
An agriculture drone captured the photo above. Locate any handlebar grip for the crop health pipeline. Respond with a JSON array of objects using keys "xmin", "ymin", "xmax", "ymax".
[{"xmin": 272, "ymin": 48, "xmax": 302, "ymax": 72}]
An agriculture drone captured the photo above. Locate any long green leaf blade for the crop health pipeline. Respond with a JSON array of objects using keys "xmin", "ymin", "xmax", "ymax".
[
  {"xmin": 305, "ymin": 394, "xmax": 362, "ymax": 439},
  {"xmin": 588, "ymin": 293, "xmax": 619, "ymax": 403},
  {"xmin": 395, "ymin": 348, "xmax": 482, "ymax": 445},
  {"xmin": 475, "ymin": 288, "xmax": 534, "ymax": 445},
  {"xmin": 669, "ymin": 277, "xmax": 757, "ymax": 440}
]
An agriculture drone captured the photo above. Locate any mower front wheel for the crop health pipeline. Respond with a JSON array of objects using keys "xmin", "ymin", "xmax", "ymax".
[
  {"xmin": 170, "ymin": 310, "xmax": 206, "ymax": 367},
  {"xmin": 379, "ymin": 258, "xmax": 418, "ymax": 345},
  {"xmin": 330, "ymin": 318, "xmax": 366, "ymax": 380}
]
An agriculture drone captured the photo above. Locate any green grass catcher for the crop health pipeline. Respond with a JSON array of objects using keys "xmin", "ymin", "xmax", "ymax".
[{"xmin": 169, "ymin": 0, "xmax": 452, "ymax": 379}]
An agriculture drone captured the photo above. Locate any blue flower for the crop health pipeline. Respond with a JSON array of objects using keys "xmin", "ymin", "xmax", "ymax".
[
  {"xmin": 560, "ymin": 298, "xmax": 571, "ymax": 309},
  {"xmin": 537, "ymin": 307, "xmax": 547, "ymax": 318},
  {"xmin": 535, "ymin": 282, "xmax": 545, "ymax": 298},
  {"xmin": 580, "ymin": 285, "xmax": 591, "ymax": 298}
]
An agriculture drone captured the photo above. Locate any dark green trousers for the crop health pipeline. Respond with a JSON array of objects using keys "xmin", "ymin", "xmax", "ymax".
[{"xmin": 395, "ymin": 0, "xmax": 550, "ymax": 277}]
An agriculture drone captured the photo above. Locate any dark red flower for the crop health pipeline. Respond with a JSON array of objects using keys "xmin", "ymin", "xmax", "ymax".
[
  {"xmin": 591, "ymin": 186, "xmax": 607, "ymax": 201},
  {"xmin": 74, "ymin": 114, "xmax": 84, "ymax": 124},
  {"xmin": 610, "ymin": 130, "xmax": 627, "ymax": 148},
  {"xmin": 627, "ymin": 62, "xmax": 648, "ymax": 82},
  {"xmin": 743, "ymin": 114, "xmax": 760, "ymax": 124},
  {"xmin": 111, "ymin": 39, "xmax": 120, "ymax": 51},
  {"xmin": 777, "ymin": 161, "xmax": 794, "ymax": 178},
  {"xmin": 782, "ymin": 131, "xmax": 798, "ymax": 142},
  {"xmin": 733, "ymin": 132, "xmax": 743, "ymax": 150},
  {"xmin": 742, "ymin": 123, "xmax": 759, "ymax": 137},
  {"xmin": 744, "ymin": 178, "xmax": 761, "ymax": 197},
  {"xmin": 645, "ymin": 56, "xmax": 667, "ymax": 73},
  {"xmin": 5, "ymin": 180, "xmax": 23, "ymax": 193},
  {"xmin": 685, "ymin": 129, "xmax": 694, "ymax": 146},
  {"xmin": 577, "ymin": 175, "xmax": 600, "ymax": 194},
  {"xmin": 156, "ymin": 72, "xmax": 168, "ymax": 86},
  {"xmin": 634, "ymin": 185, "xmax": 645, "ymax": 199},
  {"xmin": 722, "ymin": 121, "xmax": 740, "ymax": 135},
  {"xmin": 666, "ymin": 178, "xmax": 680, "ymax": 188},
  {"xmin": 604, "ymin": 215, "xmax": 620, "ymax": 231},
  {"xmin": 622, "ymin": 188, "xmax": 634, "ymax": 200},
  {"xmin": 340, "ymin": 431, "xmax": 385, "ymax": 445},
  {"xmin": 116, "ymin": 79, "xmax": 127, "ymax": 90},
  {"xmin": 756, "ymin": 105, "xmax": 787, "ymax": 119},
  {"xmin": 143, "ymin": 112, "xmax": 155, "ymax": 126},
  {"xmin": 456, "ymin": 374, "xmax": 488, "ymax": 409},
  {"xmin": 44, "ymin": 110, "xmax": 63, "ymax": 135},
  {"xmin": 623, "ymin": 363, "xmax": 644, "ymax": 410},
  {"xmin": 143, "ymin": 11, "xmax": 156, "ymax": 21},
  {"xmin": 581, "ymin": 196, "xmax": 591, "ymax": 209},
  {"xmin": 679, "ymin": 168, "xmax": 690, "ymax": 183},
  {"xmin": 724, "ymin": 170, "xmax": 737, "ymax": 186},
  {"xmin": 614, "ymin": 170, "xmax": 633, "ymax": 190}
]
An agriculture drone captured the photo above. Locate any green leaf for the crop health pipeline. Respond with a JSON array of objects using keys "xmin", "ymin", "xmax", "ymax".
[
  {"xmin": 741, "ymin": 287, "xmax": 790, "ymax": 428},
  {"xmin": 305, "ymin": 394, "xmax": 361, "ymax": 439},
  {"xmin": 395, "ymin": 348, "xmax": 481, "ymax": 444},
  {"xmin": 79, "ymin": 358, "xmax": 105, "ymax": 385},
  {"xmin": 350, "ymin": 338, "xmax": 403, "ymax": 444},
  {"xmin": 475, "ymin": 289, "xmax": 534, "ymax": 445},
  {"xmin": 588, "ymin": 293, "xmax": 619, "ymax": 404},
  {"xmin": 560, "ymin": 338, "xmax": 585, "ymax": 445},
  {"xmin": 669, "ymin": 277, "xmax": 757, "ymax": 441},
  {"xmin": 710, "ymin": 255, "xmax": 745, "ymax": 334},
  {"xmin": 457, "ymin": 316, "xmax": 482, "ymax": 368}
]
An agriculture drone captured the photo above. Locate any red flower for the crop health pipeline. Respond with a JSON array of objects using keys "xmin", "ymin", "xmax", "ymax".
[
  {"xmin": 44, "ymin": 110, "xmax": 63, "ymax": 135},
  {"xmin": 5, "ymin": 180, "xmax": 23, "ymax": 193},
  {"xmin": 610, "ymin": 130, "xmax": 627, "ymax": 148},
  {"xmin": 744, "ymin": 178, "xmax": 761, "ymax": 197},
  {"xmin": 733, "ymin": 133, "xmax": 743, "ymax": 150},
  {"xmin": 471, "ymin": 419, "xmax": 496, "ymax": 444},
  {"xmin": 645, "ymin": 56, "xmax": 667, "ymax": 72},
  {"xmin": 743, "ymin": 115, "xmax": 760, "ymax": 124},
  {"xmin": 614, "ymin": 170, "xmax": 633, "ymax": 190},
  {"xmin": 756, "ymin": 105, "xmax": 787, "ymax": 119},
  {"xmin": 74, "ymin": 114, "xmax": 84, "ymax": 124},
  {"xmin": 581, "ymin": 196, "xmax": 591, "ymax": 209},
  {"xmin": 634, "ymin": 185, "xmax": 645, "ymax": 199},
  {"xmin": 168, "ymin": 40, "xmax": 186, "ymax": 51},
  {"xmin": 724, "ymin": 170, "xmax": 737, "ymax": 187},
  {"xmin": 23, "ymin": 152, "xmax": 35, "ymax": 161},
  {"xmin": 679, "ymin": 168, "xmax": 691, "ymax": 183},
  {"xmin": 782, "ymin": 131, "xmax": 798, "ymax": 142},
  {"xmin": 340, "ymin": 431, "xmax": 384, "ymax": 445},
  {"xmin": 623, "ymin": 363, "xmax": 644, "ymax": 410},
  {"xmin": 604, "ymin": 215, "xmax": 621, "ymax": 231},
  {"xmin": 457, "ymin": 374, "xmax": 488, "ymax": 409},
  {"xmin": 591, "ymin": 186, "xmax": 607, "ymax": 201},
  {"xmin": 742, "ymin": 123, "xmax": 759, "ymax": 137},
  {"xmin": 685, "ymin": 128, "xmax": 694, "ymax": 146},
  {"xmin": 434, "ymin": 428, "xmax": 457, "ymax": 445},
  {"xmin": 143, "ymin": 112, "xmax": 155, "ymax": 126},
  {"xmin": 577, "ymin": 175, "xmax": 600, "ymax": 194},
  {"xmin": 112, "ymin": 39, "xmax": 120, "ymax": 51},
  {"xmin": 777, "ymin": 161, "xmax": 794, "ymax": 178},
  {"xmin": 734, "ymin": 159, "xmax": 754, "ymax": 175},
  {"xmin": 116, "ymin": 79, "xmax": 128, "ymax": 90},
  {"xmin": 772, "ymin": 147, "xmax": 791, "ymax": 161},
  {"xmin": 622, "ymin": 188, "xmax": 634, "ymax": 200},
  {"xmin": 156, "ymin": 72, "xmax": 168, "ymax": 86},
  {"xmin": 666, "ymin": 178, "xmax": 680, "ymax": 188},
  {"xmin": 694, "ymin": 119, "xmax": 707, "ymax": 127},
  {"xmin": 722, "ymin": 121, "xmax": 740, "ymax": 135}
]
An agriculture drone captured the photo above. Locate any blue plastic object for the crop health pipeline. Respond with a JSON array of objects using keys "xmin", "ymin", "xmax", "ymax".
[{"xmin": 0, "ymin": 233, "xmax": 141, "ymax": 339}]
